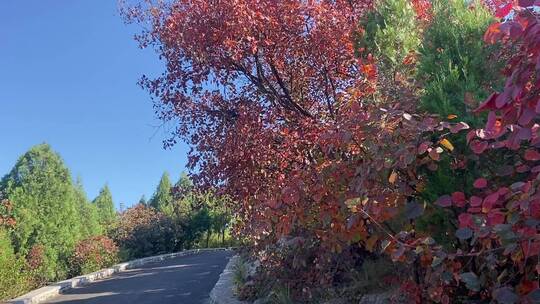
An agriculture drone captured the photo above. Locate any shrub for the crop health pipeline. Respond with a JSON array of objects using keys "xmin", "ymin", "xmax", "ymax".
[
  {"xmin": 111, "ymin": 204, "xmax": 176, "ymax": 259},
  {"xmin": 0, "ymin": 230, "xmax": 31, "ymax": 301},
  {"xmin": 25, "ymin": 244, "xmax": 49, "ymax": 287},
  {"xmin": 412, "ymin": 7, "xmax": 540, "ymax": 302},
  {"xmin": 413, "ymin": 0, "xmax": 504, "ymax": 249},
  {"xmin": 357, "ymin": 0, "xmax": 425, "ymax": 75},
  {"xmin": 417, "ymin": 0, "xmax": 500, "ymax": 120},
  {"xmin": 68, "ymin": 236, "xmax": 119, "ymax": 277}
]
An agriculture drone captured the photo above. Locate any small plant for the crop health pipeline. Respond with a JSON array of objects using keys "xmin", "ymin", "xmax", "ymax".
[
  {"xmin": 341, "ymin": 257, "xmax": 402, "ymax": 301},
  {"xmin": 0, "ymin": 230, "xmax": 31, "ymax": 301},
  {"xmin": 68, "ymin": 236, "xmax": 119, "ymax": 277},
  {"xmin": 266, "ymin": 285, "xmax": 295, "ymax": 304},
  {"xmin": 232, "ymin": 258, "xmax": 249, "ymax": 290}
]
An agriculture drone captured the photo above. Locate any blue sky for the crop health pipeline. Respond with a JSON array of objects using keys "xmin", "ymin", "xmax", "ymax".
[{"xmin": 0, "ymin": 1, "xmax": 189, "ymax": 208}]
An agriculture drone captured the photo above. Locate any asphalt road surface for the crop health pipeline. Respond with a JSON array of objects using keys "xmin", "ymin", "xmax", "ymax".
[{"xmin": 45, "ymin": 250, "xmax": 233, "ymax": 304}]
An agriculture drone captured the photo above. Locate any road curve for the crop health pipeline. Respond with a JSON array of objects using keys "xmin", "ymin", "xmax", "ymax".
[{"xmin": 45, "ymin": 250, "xmax": 233, "ymax": 304}]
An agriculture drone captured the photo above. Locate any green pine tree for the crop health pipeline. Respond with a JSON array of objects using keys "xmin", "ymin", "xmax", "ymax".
[
  {"xmin": 74, "ymin": 178, "xmax": 103, "ymax": 237},
  {"xmin": 93, "ymin": 185, "xmax": 116, "ymax": 227},
  {"xmin": 414, "ymin": 0, "xmax": 503, "ymax": 246},
  {"xmin": 175, "ymin": 172, "xmax": 193, "ymax": 193},
  {"xmin": 149, "ymin": 172, "xmax": 173, "ymax": 212},
  {"xmin": 0, "ymin": 143, "xmax": 82, "ymax": 280},
  {"xmin": 417, "ymin": 0, "xmax": 500, "ymax": 121},
  {"xmin": 138, "ymin": 194, "xmax": 147, "ymax": 206},
  {"xmin": 357, "ymin": 0, "xmax": 423, "ymax": 75}
]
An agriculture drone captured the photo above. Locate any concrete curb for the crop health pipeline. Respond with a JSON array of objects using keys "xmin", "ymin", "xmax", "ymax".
[
  {"xmin": 209, "ymin": 255, "xmax": 247, "ymax": 304},
  {"xmin": 8, "ymin": 248, "xmax": 231, "ymax": 304}
]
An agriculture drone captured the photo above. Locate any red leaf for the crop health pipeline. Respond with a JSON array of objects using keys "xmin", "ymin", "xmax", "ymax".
[
  {"xmin": 418, "ymin": 142, "xmax": 430, "ymax": 154},
  {"xmin": 475, "ymin": 93, "xmax": 498, "ymax": 111},
  {"xmin": 466, "ymin": 130, "xmax": 476, "ymax": 143},
  {"xmin": 519, "ymin": 109, "xmax": 535, "ymax": 126},
  {"xmin": 468, "ymin": 207, "xmax": 482, "ymax": 213},
  {"xmin": 522, "ymin": 241, "xmax": 540, "ymax": 257},
  {"xmin": 518, "ymin": 0, "xmax": 534, "ymax": 7},
  {"xmin": 429, "ymin": 148, "xmax": 441, "ymax": 161},
  {"xmin": 495, "ymin": 3, "xmax": 513, "ymax": 18},
  {"xmin": 458, "ymin": 213, "xmax": 473, "ymax": 228},
  {"xmin": 530, "ymin": 200, "xmax": 540, "ymax": 217},
  {"xmin": 517, "ymin": 127, "xmax": 532, "ymax": 141},
  {"xmin": 486, "ymin": 22, "xmax": 503, "ymax": 44},
  {"xmin": 450, "ymin": 122, "xmax": 470, "ymax": 134},
  {"xmin": 470, "ymin": 140, "xmax": 488, "ymax": 154},
  {"xmin": 524, "ymin": 149, "xmax": 540, "ymax": 161},
  {"xmin": 483, "ymin": 192, "xmax": 500, "ymax": 212},
  {"xmin": 487, "ymin": 211, "xmax": 505, "ymax": 225},
  {"xmin": 516, "ymin": 164, "xmax": 530, "ymax": 173},
  {"xmin": 473, "ymin": 178, "xmax": 488, "ymax": 189},
  {"xmin": 470, "ymin": 196, "xmax": 483, "ymax": 207},
  {"xmin": 436, "ymin": 195, "xmax": 452, "ymax": 207},
  {"xmin": 452, "ymin": 192, "xmax": 467, "ymax": 207}
]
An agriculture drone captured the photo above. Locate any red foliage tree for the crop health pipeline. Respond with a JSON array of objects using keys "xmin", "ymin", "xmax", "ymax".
[
  {"xmin": 123, "ymin": 0, "xmax": 459, "ymax": 294},
  {"xmin": 125, "ymin": 0, "xmax": 540, "ymax": 301}
]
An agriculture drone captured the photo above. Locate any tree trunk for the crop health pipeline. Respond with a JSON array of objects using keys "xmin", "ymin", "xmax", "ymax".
[{"xmin": 221, "ymin": 229, "xmax": 225, "ymax": 247}]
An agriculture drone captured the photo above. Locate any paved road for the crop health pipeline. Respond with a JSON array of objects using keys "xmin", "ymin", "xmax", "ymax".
[{"xmin": 45, "ymin": 250, "xmax": 233, "ymax": 304}]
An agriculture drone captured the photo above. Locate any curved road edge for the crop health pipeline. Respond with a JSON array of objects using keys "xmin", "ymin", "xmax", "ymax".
[
  {"xmin": 8, "ymin": 248, "xmax": 232, "ymax": 304},
  {"xmin": 209, "ymin": 255, "xmax": 247, "ymax": 304}
]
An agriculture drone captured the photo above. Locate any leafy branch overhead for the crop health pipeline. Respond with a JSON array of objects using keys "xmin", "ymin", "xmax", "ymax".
[{"xmin": 120, "ymin": 0, "xmax": 540, "ymax": 302}]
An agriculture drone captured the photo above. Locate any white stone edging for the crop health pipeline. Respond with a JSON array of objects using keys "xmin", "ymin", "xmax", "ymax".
[
  {"xmin": 210, "ymin": 255, "xmax": 247, "ymax": 304},
  {"xmin": 8, "ymin": 248, "xmax": 231, "ymax": 304}
]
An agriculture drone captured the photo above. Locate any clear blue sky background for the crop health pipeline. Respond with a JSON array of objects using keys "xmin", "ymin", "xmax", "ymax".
[{"xmin": 0, "ymin": 1, "xmax": 189, "ymax": 208}]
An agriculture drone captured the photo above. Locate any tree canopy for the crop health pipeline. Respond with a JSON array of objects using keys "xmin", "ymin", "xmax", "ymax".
[
  {"xmin": 92, "ymin": 185, "xmax": 116, "ymax": 227},
  {"xmin": 149, "ymin": 172, "xmax": 172, "ymax": 212},
  {"xmin": 125, "ymin": 0, "xmax": 540, "ymax": 302},
  {"xmin": 0, "ymin": 143, "xmax": 83, "ymax": 280}
]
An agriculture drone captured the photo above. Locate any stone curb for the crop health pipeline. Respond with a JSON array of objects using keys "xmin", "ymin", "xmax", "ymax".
[
  {"xmin": 208, "ymin": 255, "xmax": 395, "ymax": 304},
  {"xmin": 8, "ymin": 248, "xmax": 231, "ymax": 304},
  {"xmin": 209, "ymin": 255, "xmax": 247, "ymax": 304}
]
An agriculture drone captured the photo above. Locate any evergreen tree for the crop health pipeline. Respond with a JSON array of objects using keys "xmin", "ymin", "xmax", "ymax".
[
  {"xmin": 138, "ymin": 194, "xmax": 147, "ymax": 206},
  {"xmin": 93, "ymin": 185, "xmax": 116, "ymax": 227},
  {"xmin": 74, "ymin": 179, "xmax": 102, "ymax": 237},
  {"xmin": 418, "ymin": 0, "xmax": 500, "ymax": 121},
  {"xmin": 0, "ymin": 143, "xmax": 82, "ymax": 280},
  {"xmin": 414, "ymin": 0, "xmax": 503, "ymax": 244},
  {"xmin": 172, "ymin": 173, "xmax": 195, "ymax": 211},
  {"xmin": 149, "ymin": 172, "xmax": 172, "ymax": 212},
  {"xmin": 175, "ymin": 172, "xmax": 193, "ymax": 194},
  {"xmin": 357, "ymin": 0, "xmax": 423, "ymax": 76}
]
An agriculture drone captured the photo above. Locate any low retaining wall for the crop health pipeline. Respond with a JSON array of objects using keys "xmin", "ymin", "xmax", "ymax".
[
  {"xmin": 209, "ymin": 255, "xmax": 395, "ymax": 304},
  {"xmin": 8, "ymin": 248, "xmax": 230, "ymax": 304},
  {"xmin": 209, "ymin": 255, "xmax": 247, "ymax": 304}
]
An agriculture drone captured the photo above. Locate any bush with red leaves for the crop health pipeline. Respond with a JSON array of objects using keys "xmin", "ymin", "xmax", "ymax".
[
  {"xmin": 68, "ymin": 236, "xmax": 119, "ymax": 277},
  {"xmin": 111, "ymin": 204, "xmax": 177, "ymax": 259}
]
